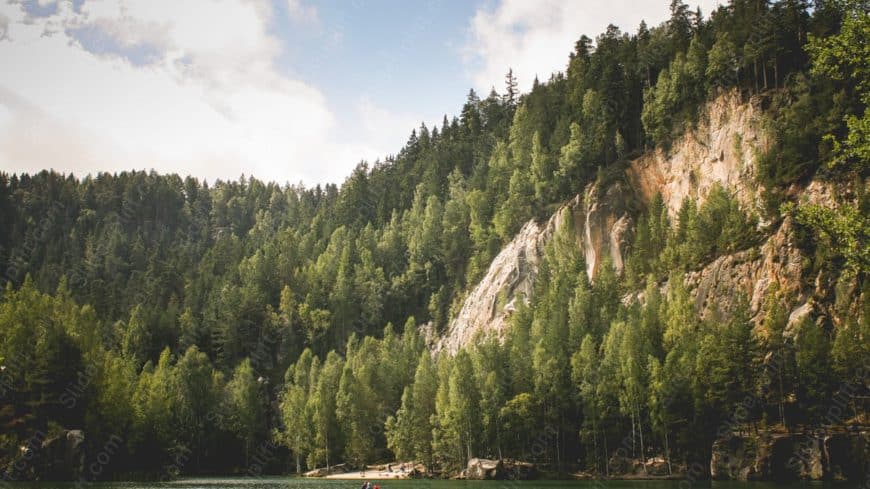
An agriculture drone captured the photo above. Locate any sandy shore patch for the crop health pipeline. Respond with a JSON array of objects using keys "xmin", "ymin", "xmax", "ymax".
[{"xmin": 325, "ymin": 469, "xmax": 409, "ymax": 480}]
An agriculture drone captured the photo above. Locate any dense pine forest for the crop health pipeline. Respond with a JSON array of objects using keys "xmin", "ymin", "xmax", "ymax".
[{"xmin": 1, "ymin": 0, "xmax": 868, "ymax": 482}]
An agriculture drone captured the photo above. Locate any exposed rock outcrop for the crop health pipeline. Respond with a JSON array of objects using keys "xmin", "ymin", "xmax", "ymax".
[
  {"xmin": 466, "ymin": 458, "xmax": 505, "ymax": 480},
  {"xmin": 627, "ymin": 91, "xmax": 767, "ymax": 218},
  {"xmin": 710, "ymin": 431, "xmax": 869, "ymax": 482},
  {"xmin": 435, "ymin": 183, "xmax": 635, "ymax": 353},
  {"xmin": 683, "ymin": 216, "xmax": 804, "ymax": 321},
  {"xmin": 582, "ymin": 181, "xmax": 636, "ymax": 279},
  {"xmin": 464, "ymin": 458, "xmax": 537, "ymax": 480},
  {"xmin": 437, "ymin": 91, "xmax": 779, "ymax": 353},
  {"xmin": 431, "ymin": 209, "xmax": 558, "ymax": 354},
  {"xmin": 37, "ymin": 430, "xmax": 86, "ymax": 481},
  {"xmin": 604, "ymin": 455, "xmax": 674, "ymax": 478},
  {"xmin": 437, "ymin": 87, "xmax": 862, "ymax": 359},
  {"xmin": 2, "ymin": 430, "xmax": 86, "ymax": 481}
]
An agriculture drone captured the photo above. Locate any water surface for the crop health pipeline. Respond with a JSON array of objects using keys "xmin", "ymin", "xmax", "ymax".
[{"xmin": 5, "ymin": 477, "xmax": 864, "ymax": 489}]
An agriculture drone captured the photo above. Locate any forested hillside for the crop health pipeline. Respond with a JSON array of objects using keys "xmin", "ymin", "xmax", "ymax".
[{"xmin": 1, "ymin": 0, "xmax": 867, "ymax": 482}]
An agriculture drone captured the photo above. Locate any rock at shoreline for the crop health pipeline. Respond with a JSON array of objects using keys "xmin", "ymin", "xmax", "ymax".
[
  {"xmin": 3, "ymin": 430, "xmax": 87, "ymax": 481},
  {"xmin": 711, "ymin": 431, "xmax": 868, "ymax": 482},
  {"xmin": 465, "ymin": 458, "xmax": 537, "ymax": 480},
  {"xmin": 644, "ymin": 457, "xmax": 670, "ymax": 476},
  {"xmin": 40, "ymin": 430, "xmax": 86, "ymax": 480},
  {"xmin": 466, "ymin": 458, "xmax": 505, "ymax": 480}
]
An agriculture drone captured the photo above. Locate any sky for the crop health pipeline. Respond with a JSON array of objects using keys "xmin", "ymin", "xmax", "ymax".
[{"xmin": 0, "ymin": 0, "xmax": 722, "ymax": 186}]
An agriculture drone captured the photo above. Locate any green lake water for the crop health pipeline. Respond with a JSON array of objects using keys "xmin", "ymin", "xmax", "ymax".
[{"xmin": 3, "ymin": 477, "xmax": 866, "ymax": 489}]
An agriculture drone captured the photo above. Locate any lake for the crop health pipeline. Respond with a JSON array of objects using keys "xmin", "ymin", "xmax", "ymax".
[{"xmin": 2, "ymin": 478, "xmax": 866, "ymax": 489}]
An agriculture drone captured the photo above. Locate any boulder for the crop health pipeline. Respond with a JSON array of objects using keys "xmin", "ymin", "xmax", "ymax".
[
  {"xmin": 42, "ymin": 430, "xmax": 84, "ymax": 480},
  {"xmin": 711, "ymin": 434, "xmax": 762, "ymax": 481},
  {"xmin": 644, "ymin": 457, "xmax": 670, "ymax": 476},
  {"xmin": 466, "ymin": 458, "xmax": 505, "ymax": 480}
]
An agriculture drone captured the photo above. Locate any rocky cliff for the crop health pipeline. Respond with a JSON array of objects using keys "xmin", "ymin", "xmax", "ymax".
[
  {"xmin": 432, "ymin": 203, "xmax": 566, "ymax": 354},
  {"xmin": 627, "ymin": 91, "xmax": 767, "ymax": 218},
  {"xmin": 434, "ymin": 182, "xmax": 636, "ymax": 354},
  {"xmin": 437, "ymin": 89, "xmax": 844, "ymax": 353}
]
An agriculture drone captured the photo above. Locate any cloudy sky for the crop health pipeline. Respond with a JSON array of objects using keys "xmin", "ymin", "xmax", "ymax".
[{"xmin": 0, "ymin": 0, "xmax": 721, "ymax": 186}]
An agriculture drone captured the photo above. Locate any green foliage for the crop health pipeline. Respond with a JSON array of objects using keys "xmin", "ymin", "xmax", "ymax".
[
  {"xmin": 758, "ymin": 284, "xmax": 796, "ymax": 428},
  {"xmin": 831, "ymin": 311, "xmax": 869, "ymax": 394},
  {"xmin": 756, "ymin": 73, "xmax": 841, "ymax": 192},
  {"xmin": 225, "ymin": 359, "xmax": 267, "ymax": 466},
  {"xmin": 807, "ymin": 0, "xmax": 870, "ymax": 173},
  {"xmin": 0, "ymin": 0, "xmax": 863, "ymax": 478},
  {"xmin": 791, "ymin": 198, "xmax": 870, "ymax": 276},
  {"xmin": 308, "ymin": 351, "xmax": 342, "ymax": 470},
  {"xmin": 696, "ymin": 297, "xmax": 759, "ymax": 421},
  {"xmin": 385, "ymin": 349, "xmax": 437, "ymax": 469},
  {"xmin": 628, "ymin": 185, "xmax": 758, "ymax": 281},
  {"xmin": 279, "ymin": 382, "xmax": 312, "ymax": 473},
  {"xmin": 785, "ymin": 1, "xmax": 870, "ymax": 278},
  {"xmin": 641, "ymin": 44, "xmax": 707, "ymax": 149},
  {"xmin": 706, "ymin": 31, "xmax": 739, "ymax": 90},
  {"xmin": 793, "ymin": 317, "xmax": 833, "ymax": 422},
  {"xmin": 493, "ymin": 169, "xmax": 533, "ymax": 242}
]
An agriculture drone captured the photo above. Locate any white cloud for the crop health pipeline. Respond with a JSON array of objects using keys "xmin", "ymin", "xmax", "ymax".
[
  {"xmin": 464, "ymin": 0, "xmax": 723, "ymax": 94},
  {"xmin": 0, "ymin": 87, "xmax": 134, "ymax": 178},
  {"xmin": 0, "ymin": 13, "xmax": 8, "ymax": 41},
  {"xmin": 286, "ymin": 0, "xmax": 319, "ymax": 26},
  {"xmin": 355, "ymin": 96, "xmax": 418, "ymax": 157},
  {"xmin": 0, "ymin": 0, "xmax": 392, "ymax": 185}
]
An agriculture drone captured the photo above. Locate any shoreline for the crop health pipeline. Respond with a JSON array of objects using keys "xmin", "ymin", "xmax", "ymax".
[{"xmin": 324, "ymin": 470, "xmax": 409, "ymax": 480}]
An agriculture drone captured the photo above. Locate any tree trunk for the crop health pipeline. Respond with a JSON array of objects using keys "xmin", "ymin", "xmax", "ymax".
[
  {"xmin": 521, "ymin": 433, "xmax": 527, "ymax": 461},
  {"xmin": 778, "ymin": 359, "xmax": 786, "ymax": 427},
  {"xmin": 496, "ymin": 423, "xmax": 503, "ymax": 460},
  {"xmin": 754, "ymin": 58, "xmax": 759, "ymax": 93},
  {"xmin": 465, "ymin": 427, "xmax": 473, "ymax": 465},
  {"xmin": 592, "ymin": 415, "xmax": 599, "ymax": 475},
  {"xmin": 555, "ymin": 424, "xmax": 561, "ymax": 474},
  {"xmin": 773, "ymin": 59, "xmax": 779, "ymax": 89},
  {"xmin": 664, "ymin": 427, "xmax": 672, "ymax": 476},
  {"xmin": 638, "ymin": 405, "xmax": 647, "ymax": 475}
]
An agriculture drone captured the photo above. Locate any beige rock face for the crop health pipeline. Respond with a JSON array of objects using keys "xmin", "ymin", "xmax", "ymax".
[
  {"xmin": 435, "ymin": 184, "xmax": 636, "ymax": 353},
  {"xmin": 683, "ymin": 216, "xmax": 804, "ymax": 322},
  {"xmin": 627, "ymin": 90, "xmax": 768, "ymax": 218},
  {"xmin": 582, "ymin": 182, "xmax": 636, "ymax": 279},
  {"xmin": 435, "ymin": 90, "xmax": 837, "ymax": 353},
  {"xmin": 432, "ymin": 202, "xmax": 567, "ymax": 354}
]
